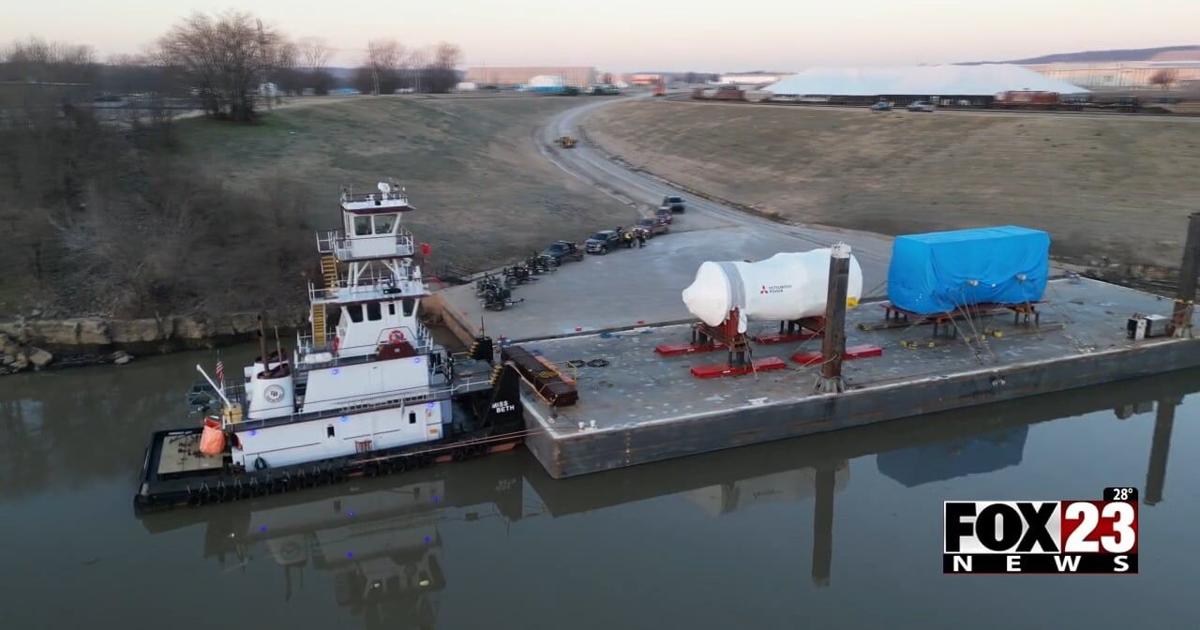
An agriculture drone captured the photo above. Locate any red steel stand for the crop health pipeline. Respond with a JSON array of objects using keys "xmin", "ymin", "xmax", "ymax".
[
  {"xmin": 793, "ymin": 344, "xmax": 883, "ymax": 366},
  {"xmin": 752, "ymin": 316, "xmax": 825, "ymax": 345}
]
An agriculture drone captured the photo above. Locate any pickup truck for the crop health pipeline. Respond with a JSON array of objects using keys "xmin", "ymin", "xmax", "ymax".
[
  {"xmin": 634, "ymin": 217, "xmax": 669, "ymax": 238},
  {"xmin": 660, "ymin": 195, "xmax": 686, "ymax": 213},
  {"xmin": 585, "ymin": 230, "xmax": 623, "ymax": 254},
  {"xmin": 907, "ymin": 101, "xmax": 936, "ymax": 112},
  {"xmin": 540, "ymin": 240, "xmax": 584, "ymax": 265}
]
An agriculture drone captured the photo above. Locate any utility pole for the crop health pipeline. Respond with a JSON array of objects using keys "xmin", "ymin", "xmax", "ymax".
[
  {"xmin": 1170, "ymin": 212, "xmax": 1200, "ymax": 337},
  {"xmin": 815, "ymin": 243, "xmax": 851, "ymax": 393}
]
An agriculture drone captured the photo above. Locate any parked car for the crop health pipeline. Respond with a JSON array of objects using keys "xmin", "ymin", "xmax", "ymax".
[
  {"xmin": 870, "ymin": 100, "xmax": 893, "ymax": 111},
  {"xmin": 907, "ymin": 101, "xmax": 936, "ymax": 112},
  {"xmin": 635, "ymin": 217, "xmax": 669, "ymax": 238},
  {"xmin": 655, "ymin": 208, "xmax": 674, "ymax": 224},
  {"xmin": 585, "ymin": 230, "xmax": 622, "ymax": 254},
  {"xmin": 660, "ymin": 195, "xmax": 686, "ymax": 213},
  {"xmin": 540, "ymin": 240, "xmax": 584, "ymax": 264}
]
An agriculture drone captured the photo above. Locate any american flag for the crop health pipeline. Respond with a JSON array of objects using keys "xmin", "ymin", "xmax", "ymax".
[{"xmin": 214, "ymin": 358, "xmax": 225, "ymax": 387}]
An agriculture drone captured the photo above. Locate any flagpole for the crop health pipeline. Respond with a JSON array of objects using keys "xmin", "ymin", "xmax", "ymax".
[
  {"xmin": 196, "ymin": 364, "xmax": 233, "ymax": 409},
  {"xmin": 216, "ymin": 350, "xmax": 225, "ymax": 397}
]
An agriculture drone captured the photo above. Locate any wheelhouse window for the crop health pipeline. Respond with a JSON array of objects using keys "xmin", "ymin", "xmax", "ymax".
[
  {"xmin": 346, "ymin": 304, "xmax": 363, "ymax": 323},
  {"xmin": 354, "ymin": 216, "xmax": 372, "ymax": 236},
  {"xmin": 388, "ymin": 302, "xmax": 396, "ymax": 316},
  {"xmin": 373, "ymin": 214, "xmax": 396, "ymax": 235},
  {"xmin": 402, "ymin": 297, "xmax": 416, "ymax": 317},
  {"xmin": 366, "ymin": 302, "xmax": 382, "ymax": 321}
]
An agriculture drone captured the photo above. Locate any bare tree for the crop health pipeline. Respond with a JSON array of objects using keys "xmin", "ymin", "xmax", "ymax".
[
  {"xmin": 268, "ymin": 39, "xmax": 299, "ymax": 101},
  {"xmin": 1, "ymin": 37, "xmax": 96, "ymax": 83},
  {"xmin": 156, "ymin": 10, "xmax": 286, "ymax": 121},
  {"xmin": 426, "ymin": 42, "xmax": 462, "ymax": 93},
  {"xmin": 298, "ymin": 37, "xmax": 332, "ymax": 73},
  {"xmin": 407, "ymin": 47, "xmax": 429, "ymax": 92},
  {"xmin": 1149, "ymin": 68, "xmax": 1178, "ymax": 91},
  {"xmin": 364, "ymin": 38, "xmax": 404, "ymax": 95},
  {"xmin": 297, "ymin": 37, "xmax": 334, "ymax": 95}
]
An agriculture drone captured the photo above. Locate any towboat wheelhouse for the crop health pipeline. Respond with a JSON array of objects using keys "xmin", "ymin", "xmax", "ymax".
[{"xmin": 231, "ymin": 183, "xmax": 475, "ymax": 468}]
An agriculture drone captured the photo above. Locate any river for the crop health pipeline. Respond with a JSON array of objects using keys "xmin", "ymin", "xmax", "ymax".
[{"xmin": 1, "ymin": 345, "xmax": 1197, "ymax": 629}]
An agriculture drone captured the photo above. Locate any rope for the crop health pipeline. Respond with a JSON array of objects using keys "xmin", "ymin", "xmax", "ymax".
[{"xmin": 955, "ymin": 287, "xmax": 996, "ymax": 364}]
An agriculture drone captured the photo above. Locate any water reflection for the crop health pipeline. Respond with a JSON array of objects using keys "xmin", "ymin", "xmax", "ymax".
[
  {"xmin": 132, "ymin": 367, "xmax": 1197, "ymax": 628},
  {"xmin": 876, "ymin": 426, "xmax": 1028, "ymax": 487},
  {"xmin": 1145, "ymin": 395, "xmax": 1180, "ymax": 505},
  {"xmin": 0, "ymin": 346, "xmax": 261, "ymax": 502}
]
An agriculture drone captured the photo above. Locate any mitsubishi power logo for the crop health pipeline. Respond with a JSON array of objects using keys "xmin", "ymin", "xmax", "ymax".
[{"xmin": 760, "ymin": 284, "xmax": 790, "ymax": 295}]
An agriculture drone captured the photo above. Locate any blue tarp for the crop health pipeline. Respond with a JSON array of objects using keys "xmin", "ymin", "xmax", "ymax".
[{"xmin": 887, "ymin": 226, "xmax": 1050, "ymax": 315}]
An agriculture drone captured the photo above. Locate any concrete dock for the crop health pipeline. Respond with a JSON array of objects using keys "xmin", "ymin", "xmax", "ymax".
[
  {"xmin": 437, "ymin": 226, "xmax": 892, "ymax": 342},
  {"xmin": 500, "ymin": 277, "xmax": 1199, "ymax": 478}
]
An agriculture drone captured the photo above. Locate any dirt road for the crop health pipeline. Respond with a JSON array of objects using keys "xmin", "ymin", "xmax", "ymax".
[{"xmin": 536, "ymin": 96, "xmax": 895, "ymax": 295}]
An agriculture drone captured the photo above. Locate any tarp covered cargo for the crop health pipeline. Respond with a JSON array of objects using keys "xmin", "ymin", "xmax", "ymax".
[{"xmin": 887, "ymin": 226, "xmax": 1050, "ymax": 315}]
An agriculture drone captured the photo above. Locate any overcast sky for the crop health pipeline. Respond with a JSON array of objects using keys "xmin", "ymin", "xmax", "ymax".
[{"xmin": 4, "ymin": 0, "xmax": 1198, "ymax": 71}]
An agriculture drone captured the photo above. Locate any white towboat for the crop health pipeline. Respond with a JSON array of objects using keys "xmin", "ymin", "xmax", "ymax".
[{"xmin": 135, "ymin": 183, "xmax": 530, "ymax": 511}]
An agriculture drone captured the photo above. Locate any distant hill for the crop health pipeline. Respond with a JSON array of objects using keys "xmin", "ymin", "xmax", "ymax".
[{"xmin": 966, "ymin": 45, "xmax": 1200, "ymax": 65}]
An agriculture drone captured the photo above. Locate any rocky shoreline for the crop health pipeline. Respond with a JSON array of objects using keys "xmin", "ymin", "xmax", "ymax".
[{"xmin": 0, "ymin": 312, "xmax": 299, "ymax": 376}]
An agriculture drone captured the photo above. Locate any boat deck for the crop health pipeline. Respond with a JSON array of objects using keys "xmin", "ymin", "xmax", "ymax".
[
  {"xmin": 515, "ymin": 277, "xmax": 1199, "ymax": 477},
  {"xmin": 156, "ymin": 433, "xmax": 224, "ymax": 475}
]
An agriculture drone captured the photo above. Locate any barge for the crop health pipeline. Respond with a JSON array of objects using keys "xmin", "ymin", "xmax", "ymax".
[
  {"xmin": 135, "ymin": 184, "xmax": 531, "ymax": 512},
  {"xmin": 493, "ymin": 218, "xmax": 1200, "ymax": 479}
]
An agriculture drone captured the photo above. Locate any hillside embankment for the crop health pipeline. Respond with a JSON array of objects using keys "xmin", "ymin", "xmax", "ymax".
[{"xmin": 586, "ymin": 100, "xmax": 1200, "ymax": 285}]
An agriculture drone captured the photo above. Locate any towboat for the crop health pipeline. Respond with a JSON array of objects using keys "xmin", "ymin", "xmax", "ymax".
[{"xmin": 134, "ymin": 183, "xmax": 529, "ymax": 512}]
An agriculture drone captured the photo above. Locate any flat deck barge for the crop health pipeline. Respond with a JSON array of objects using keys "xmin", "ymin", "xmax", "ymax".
[{"xmin": 513, "ymin": 277, "xmax": 1200, "ymax": 478}]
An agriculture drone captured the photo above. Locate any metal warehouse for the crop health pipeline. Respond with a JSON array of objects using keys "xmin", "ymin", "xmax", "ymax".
[
  {"xmin": 463, "ymin": 66, "xmax": 597, "ymax": 88},
  {"xmin": 764, "ymin": 64, "xmax": 1088, "ymax": 106}
]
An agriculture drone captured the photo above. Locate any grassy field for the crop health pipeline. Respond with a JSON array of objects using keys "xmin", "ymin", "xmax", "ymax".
[
  {"xmin": 586, "ymin": 101, "xmax": 1200, "ymax": 273},
  {"xmin": 177, "ymin": 95, "xmax": 633, "ymax": 273}
]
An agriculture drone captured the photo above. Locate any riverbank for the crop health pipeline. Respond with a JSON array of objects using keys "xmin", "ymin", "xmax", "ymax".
[{"xmin": 0, "ymin": 312, "xmax": 299, "ymax": 375}]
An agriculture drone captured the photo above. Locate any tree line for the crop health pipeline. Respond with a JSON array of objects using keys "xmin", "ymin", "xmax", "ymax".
[{"xmin": 0, "ymin": 9, "xmax": 464, "ymax": 122}]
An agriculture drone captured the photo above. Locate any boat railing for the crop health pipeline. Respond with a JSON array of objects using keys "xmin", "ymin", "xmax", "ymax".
[
  {"xmin": 315, "ymin": 229, "xmax": 415, "ymax": 259},
  {"xmin": 308, "ymin": 276, "xmax": 427, "ymax": 303},
  {"xmin": 295, "ymin": 325, "xmax": 433, "ymax": 365},
  {"xmin": 341, "ymin": 189, "xmax": 409, "ymax": 206},
  {"xmin": 234, "ymin": 374, "xmax": 493, "ymax": 431}
]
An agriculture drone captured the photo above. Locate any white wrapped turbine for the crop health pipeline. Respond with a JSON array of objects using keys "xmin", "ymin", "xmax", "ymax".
[{"xmin": 681, "ymin": 249, "xmax": 863, "ymax": 332}]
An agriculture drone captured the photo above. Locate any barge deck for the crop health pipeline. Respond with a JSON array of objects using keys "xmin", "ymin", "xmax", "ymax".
[{"xmin": 514, "ymin": 277, "xmax": 1200, "ymax": 478}]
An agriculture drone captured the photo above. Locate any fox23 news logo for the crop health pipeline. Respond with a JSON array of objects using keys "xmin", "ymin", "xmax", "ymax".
[{"xmin": 943, "ymin": 487, "xmax": 1138, "ymax": 574}]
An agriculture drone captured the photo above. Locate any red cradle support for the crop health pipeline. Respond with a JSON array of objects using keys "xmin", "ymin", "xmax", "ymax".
[
  {"xmin": 791, "ymin": 344, "xmax": 883, "ymax": 366},
  {"xmin": 690, "ymin": 357, "xmax": 788, "ymax": 379},
  {"xmin": 655, "ymin": 342, "xmax": 727, "ymax": 356},
  {"xmin": 752, "ymin": 331, "xmax": 820, "ymax": 345}
]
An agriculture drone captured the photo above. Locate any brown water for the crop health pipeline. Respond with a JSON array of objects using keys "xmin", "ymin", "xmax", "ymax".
[{"xmin": 1, "ymin": 345, "xmax": 1197, "ymax": 629}]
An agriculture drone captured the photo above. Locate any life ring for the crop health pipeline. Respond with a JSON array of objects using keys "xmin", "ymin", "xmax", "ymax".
[
  {"xmin": 331, "ymin": 336, "xmax": 341, "ymax": 354},
  {"xmin": 388, "ymin": 330, "xmax": 406, "ymax": 345},
  {"xmin": 254, "ymin": 456, "xmax": 268, "ymax": 471}
]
